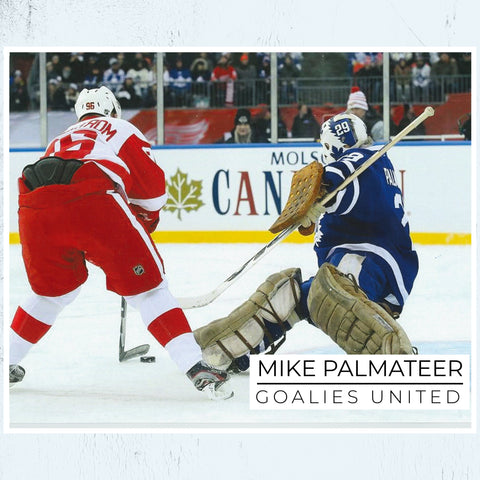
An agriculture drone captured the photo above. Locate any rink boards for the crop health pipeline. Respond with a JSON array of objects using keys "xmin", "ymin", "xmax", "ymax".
[{"xmin": 8, "ymin": 142, "xmax": 472, "ymax": 245}]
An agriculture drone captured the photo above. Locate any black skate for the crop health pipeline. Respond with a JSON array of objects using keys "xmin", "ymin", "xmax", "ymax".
[
  {"xmin": 186, "ymin": 361, "xmax": 233, "ymax": 400},
  {"xmin": 9, "ymin": 365, "xmax": 25, "ymax": 387}
]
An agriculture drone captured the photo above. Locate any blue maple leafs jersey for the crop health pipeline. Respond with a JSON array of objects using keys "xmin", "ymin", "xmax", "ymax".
[{"xmin": 314, "ymin": 147, "xmax": 419, "ymax": 309}]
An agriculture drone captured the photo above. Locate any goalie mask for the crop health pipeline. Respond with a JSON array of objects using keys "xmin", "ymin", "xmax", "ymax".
[
  {"xmin": 74, "ymin": 86, "xmax": 122, "ymax": 121},
  {"xmin": 320, "ymin": 113, "xmax": 369, "ymax": 164}
]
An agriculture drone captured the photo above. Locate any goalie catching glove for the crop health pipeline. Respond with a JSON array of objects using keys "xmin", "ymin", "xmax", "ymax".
[
  {"xmin": 193, "ymin": 268, "xmax": 303, "ymax": 371},
  {"xmin": 269, "ymin": 161, "xmax": 327, "ymax": 236},
  {"xmin": 307, "ymin": 263, "xmax": 414, "ymax": 354}
]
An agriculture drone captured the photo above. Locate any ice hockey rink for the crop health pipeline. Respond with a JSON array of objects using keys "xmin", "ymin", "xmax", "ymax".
[{"xmin": 6, "ymin": 239, "xmax": 473, "ymax": 431}]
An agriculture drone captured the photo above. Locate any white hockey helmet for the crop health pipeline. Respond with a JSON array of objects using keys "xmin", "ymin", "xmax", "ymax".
[
  {"xmin": 74, "ymin": 86, "xmax": 122, "ymax": 121},
  {"xmin": 319, "ymin": 113, "xmax": 369, "ymax": 164}
]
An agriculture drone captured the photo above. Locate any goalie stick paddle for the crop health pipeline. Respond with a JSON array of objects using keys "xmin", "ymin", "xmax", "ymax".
[
  {"xmin": 119, "ymin": 297, "xmax": 150, "ymax": 362},
  {"xmin": 177, "ymin": 106, "xmax": 435, "ymax": 310}
]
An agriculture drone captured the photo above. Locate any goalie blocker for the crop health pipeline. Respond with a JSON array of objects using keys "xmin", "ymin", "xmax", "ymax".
[{"xmin": 194, "ymin": 263, "xmax": 414, "ymax": 371}]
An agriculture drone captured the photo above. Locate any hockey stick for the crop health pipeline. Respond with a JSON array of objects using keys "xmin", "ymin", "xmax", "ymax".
[
  {"xmin": 177, "ymin": 106, "xmax": 435, "ymax": 310},
  {"xmin": 119, "ymin": 296, "xmax": 150, "ymax": 362}
]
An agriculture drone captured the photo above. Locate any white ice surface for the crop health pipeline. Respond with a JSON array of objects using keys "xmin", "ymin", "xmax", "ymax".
[{"xmin": 6, "ymin": 243, "xmax": 472, "ymax": 430}]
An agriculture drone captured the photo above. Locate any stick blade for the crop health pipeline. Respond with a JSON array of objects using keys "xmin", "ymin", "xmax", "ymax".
[
  {"xmin": 119, "ymin": 344, "xmax": 150, "ymax": 362},
  {"xmin": 177, "ymin": 292, "xmax": 220, "ymax": 309}
]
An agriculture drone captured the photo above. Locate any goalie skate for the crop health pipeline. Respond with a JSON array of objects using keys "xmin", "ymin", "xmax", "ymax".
[
  {"xmin": 9, "ymin": 364, "xmax": 25, "ymax": 387},
  {"xmin": 186, "ymin": 361, "xmax": 234, "ymax": 400}
]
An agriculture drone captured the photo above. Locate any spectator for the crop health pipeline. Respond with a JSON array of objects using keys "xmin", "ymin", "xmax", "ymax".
[
  {"xmin": 457, "ymin": 113, "xmax": 471, "ymax": 140},
  {"xmin": 47, "ymin": 78, "xmax": 67, "ymax": 111},
  {"xmin": 456, "ymin": 52, "xmax": 471, "ymax": 91},
  {"xmin": 190, "ymin": 57, "xmax": 211, "ymax": 105},
  {"xmin": 278, "ymin": 53, "xmax": 300, "ymax": 104},
  {"xmin": 46, "ymin": 62, "xmax": 59, "ymax": 82},
  {"xmin": 10, "ymin": 70, "xmax": 29, "ymax": 111},
  {"xmin": 347, "ymin": 52, "xmax": 369, "ymax": 75},
  {"xmin": 191, "ymin": 57, "xmax": 211, "ymax": 83},
  {"xmin": 389, "ymin": 106, "xmax": 401, "ymax": 137},
  {"xmin": 131, "ymin": 52, "xmax": 146, "ymax": 65},
  {"xmin": 143, "ymin": 82, "xmax": 157, "ymax": 108},
  {"xmin": 366, "ymin": 105, "xmax": 403, "ymax": 143},
  {"xmin": 103, "ymin": 57, "xmax": 126, "ymax": 93},
  {"xmin": 393, "ymin": 56, "xmax": 412, "ymax": 102},
  {"xmin": 191, "ymin": 56, "xmax": 211, "ymax": 79},
  {"xmin": 291, "ymin": 104, "xmax": 320, "ymax": 140},
  {"xmin": 251, "ymin": 105, "xmax": 288, "ymax": 142},
  {"xmin": 64, "ymin": 83, "xmax": 79, "ymax": 111},
  {"xmin": 390, "ymin": 52, "xmax": 413, "ymax": 65},
  {"xmin": 61, "ymin": 65, "xmax": 74, "ymax": 83},
  {"xmin": 68, "ymin": 53, "xmax": 85, "ymax": 83},
  {"xmin": 115, "ymin": 53, "xmax": 126, "ymax": 70},
  {"xmin": 397, "ymin": 104, "xmax": 426, "ymax": 139},
  {"xmin": 363, "ymin": 104, "xmax": 385, "ymax": 142},
  {"xmin": 411, "ymin": 55, "xmax": 431, "ymax": 102},
  {"xmin": 217, "ymin": 108, "xmax": 261, "ymax": 144},
  {"xmin": 190, "ymin": 53, "xmax": 214, "ymax": 74},
  {"xmin": 235, "ymin": 53, "xmax": 257, "ymax": 106},
  {"xmin": 346, "ymin": 90, "xmax": 390, "ymax": 141},
  {"xmin": 211, "ymin": 54, "xmax": 237, "ymax": 107},
  {"xmin": 428, "ymin": 52, "xmax": 440, "ymax": 65},
  {"xmin": 346, "ymin": 86, "xmax": 368, "ymax": 121},
  {"xmin": 278, "ymin": 52, "xmax": 303, "ymax": 71},
  {"xmin": 126, "ymin": 59, "xmax": 153, "ymax": 99},
  {"xmin": 83, "ymin": 55, "xmax": 102, "ymax": 88},
  {"xmin": 49, "ymin": 54, "xmax": 63, "ymax": 78},
  {"xmin": 165, "ymin": 57, "xmax": 192, "ymax": 107},
  {"xmin": 117, "ymin": 76, "xmax": 143, "ymax": 109},
  {"xmin": 256, "ymin": 55, "xmax": 271, "ymax": 104},
  {"xmin": 83, "ymin": 65, "xmax": 102, "ymax": 88},
  {"xmin": 354, "ymin": 54, "xmax": 382, "ymax": 103},
  {"xmin": 431, "ymin": 52, "xmax": 459, "ymax": 98}
]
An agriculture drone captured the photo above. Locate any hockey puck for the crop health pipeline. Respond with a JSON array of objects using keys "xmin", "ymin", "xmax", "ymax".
[{"xmin": 140, "ymin": 356, "xmax": 156, "ymax": 363}]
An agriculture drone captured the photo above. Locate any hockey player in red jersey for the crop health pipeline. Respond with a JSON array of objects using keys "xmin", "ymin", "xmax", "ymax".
[{"xmin": 9, "ymin": 86, "xmax": 232, "ymax": 400}]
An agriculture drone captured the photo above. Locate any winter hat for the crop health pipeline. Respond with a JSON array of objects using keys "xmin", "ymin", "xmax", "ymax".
[
  {"xmin": 347, "ymin": 86, "xmax": 368, "ymax": 111},
  {"xmin": 234, "ymin": 108, "xmax": 251, "ymax": 125}
]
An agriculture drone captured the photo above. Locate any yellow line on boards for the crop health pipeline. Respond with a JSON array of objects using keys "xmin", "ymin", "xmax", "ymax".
[
  {"xmin": 9, "ymin": 231, "xmax": 472, "ymax": 245},
  {"xmin": 410, "ymin": 232, "xmax": 471, "ymax": 245}
]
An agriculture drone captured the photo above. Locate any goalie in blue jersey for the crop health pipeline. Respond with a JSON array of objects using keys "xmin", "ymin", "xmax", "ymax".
[{"xmin": 194, "ymin": 113, "xmax": 419, "ymax": 372}]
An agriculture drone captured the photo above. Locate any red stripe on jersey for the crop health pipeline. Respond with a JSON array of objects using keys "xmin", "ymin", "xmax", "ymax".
[
  {"xmin": 147, "ymin": 308, "xmax": 192, "ymax": 346},
  {"xmin": 11, "ymin": 307, "xmax": 52, "ymax": 344},
  {"xmin": 117, "ymin": 134, "xmax": 166, "ymax": 202}
]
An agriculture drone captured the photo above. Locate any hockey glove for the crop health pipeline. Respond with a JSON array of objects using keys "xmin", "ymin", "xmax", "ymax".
[
  {"xmin": 131, "ymin": 204, "xmax": 160, "ymax": 233},
  {"xmin": 269, "ymin": 161, "xmax": 325, "ymax": 235}
]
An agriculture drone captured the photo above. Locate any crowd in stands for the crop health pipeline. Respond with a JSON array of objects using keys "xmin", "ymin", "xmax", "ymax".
[
  {"xmin": 349, "ymin": 51, "xmax": 471, "ymax": 103},
  {"xmin": 10, "ymin": 52, "xmax": 471, "ymax": 142},
  {"xmin": 10, "ymin": 52, "xmax": 158, "ymax": 112},
  {"xmin": 9, "ymin": 52, "xmax": 306, "ymax": 112},
  {"xmin": 162, "ymin": 52, "xmax": 304, "ymax": 108}
]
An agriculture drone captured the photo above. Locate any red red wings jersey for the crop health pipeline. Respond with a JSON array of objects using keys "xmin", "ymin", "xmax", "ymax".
[{"xmin": 43, "ymin": 116, "xmax": 167, "ymax": 213}]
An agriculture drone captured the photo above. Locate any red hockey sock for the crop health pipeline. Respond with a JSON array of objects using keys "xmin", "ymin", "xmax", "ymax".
[
  {"xmin": 11, "ymin": 307, "xmax": 52, "ymax": 343},
  {"xmin": 147, "ymin": 308, "xmax": 192, "ymax": 346}
]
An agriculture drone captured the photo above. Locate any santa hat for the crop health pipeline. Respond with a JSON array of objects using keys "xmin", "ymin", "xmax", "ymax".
[{"xmin": 347, "ymin": 86, "xmax": 368, "ymax": 111}]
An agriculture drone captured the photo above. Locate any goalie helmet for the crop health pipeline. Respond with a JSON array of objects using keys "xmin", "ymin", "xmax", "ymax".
[
  {"xmin": 74, "ymin": 86, "xmax": 122, "ymax": 121},
  {"xmin": 319, "ymin": 113, "xmax": 369, "ymax": 164}
]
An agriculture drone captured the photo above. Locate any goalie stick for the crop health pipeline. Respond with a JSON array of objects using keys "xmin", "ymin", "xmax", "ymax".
[
  {"xmin": 119, "ymin": 296, "xmax": 150, "ymax": 362},
  {"xmin": 176, "ymin": 106, "xmax": 435, "ymax": 310}
]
